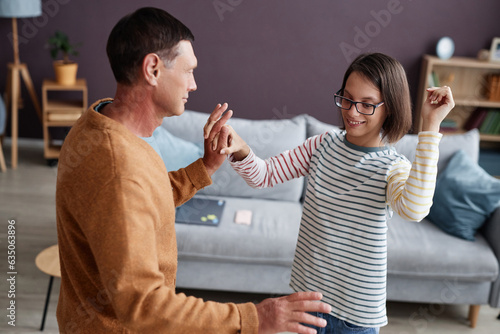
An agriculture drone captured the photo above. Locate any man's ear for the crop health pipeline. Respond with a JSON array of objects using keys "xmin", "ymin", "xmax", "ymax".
[{"xmin": 142, "ymin": 53, "xmax": 161, "ymax": 86}]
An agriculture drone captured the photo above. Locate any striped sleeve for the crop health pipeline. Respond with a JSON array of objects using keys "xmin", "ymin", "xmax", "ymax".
[
  {"xmin": 387, "ymin": 131, "xmax": 443, "ymax": 221},
  {"xmin": 228, "ymin": 133, "xmax": 327, "ymax": 189}
]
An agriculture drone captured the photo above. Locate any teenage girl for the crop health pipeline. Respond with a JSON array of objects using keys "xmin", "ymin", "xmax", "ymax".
[{"xmin": 207, "ymin": 53, "xmax": 454, "ymax": 334}]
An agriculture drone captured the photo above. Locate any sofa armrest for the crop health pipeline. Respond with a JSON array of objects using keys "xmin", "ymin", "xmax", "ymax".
[{"xmin": 481, "ymin": 206, "xmax": 500, "ymax": 307}]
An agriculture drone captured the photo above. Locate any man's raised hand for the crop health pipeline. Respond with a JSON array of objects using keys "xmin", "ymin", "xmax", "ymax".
[{"xmin": 202, "ymin": 103, "xmax": 233, "ymax": 175}]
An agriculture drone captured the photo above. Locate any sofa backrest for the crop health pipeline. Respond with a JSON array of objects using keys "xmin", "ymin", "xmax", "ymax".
[
  {"xmin": 160, "ymin": 110, "xmax": 308, "ymax": 202},
  {"xmin": 304, "ymin": 114, "xmax": 340, "ymax": 138},
  {"xmin": 393, "ymin": 129, "xmax": 480, "ymax": 173}
]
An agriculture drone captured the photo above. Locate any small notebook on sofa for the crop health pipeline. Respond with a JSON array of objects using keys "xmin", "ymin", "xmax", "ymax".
[{"xmin": 176, "ymin": 197, "xmax": 225, "ymax": 226}]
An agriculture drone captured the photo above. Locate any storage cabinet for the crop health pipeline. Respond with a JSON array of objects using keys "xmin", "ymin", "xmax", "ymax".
[
  {"xmin": 42, "ymin": 79, "xmax": 87, "ymax": 160},
  {"xmin": 415, "ymin": 55, "xmax": 500, "ymax": 144}
]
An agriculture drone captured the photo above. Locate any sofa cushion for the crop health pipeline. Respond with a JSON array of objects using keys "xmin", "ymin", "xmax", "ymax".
[
  {"xmin": 152, "ymin": 126, "xmax": 203, "ymax": 171},
  {"xmin": 160, "ymin": 110, "xmax": 307, "ymax": 202},
  {"xmin": 427, "ymin": 149, "xmax": 500, "ymax": 241},
  {"xmin": 387, "ymin": 216, "xmax": 499, "ymax": 282},
  {"xmin": 303, "ymin": 114, "xmax": 340, "ymax": 137},
  {"xmin": 393, "ymin": 129, "xmax": 479, "ymax": 173},
  {"xmin": 175, "ymin": 196, "xmax": 302, "ymax": 266}
]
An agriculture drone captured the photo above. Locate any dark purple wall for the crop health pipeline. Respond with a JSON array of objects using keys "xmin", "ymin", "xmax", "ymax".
[{"xmin": 1, "ymin": 0, "xmax": 499, "ymax": 139}]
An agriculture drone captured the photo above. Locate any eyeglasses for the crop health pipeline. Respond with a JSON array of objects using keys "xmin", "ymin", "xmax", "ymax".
[{"xmin": 334, "ymin": 89, "xmax": 384, "ymax": 115}]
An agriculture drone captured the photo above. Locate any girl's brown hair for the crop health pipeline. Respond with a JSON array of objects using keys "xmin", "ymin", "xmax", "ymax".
[{"xmin": 340, "ymin": 53, "xmax": 412, "ymax": 144}]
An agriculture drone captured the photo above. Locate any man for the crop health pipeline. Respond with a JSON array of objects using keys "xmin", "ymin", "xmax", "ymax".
[{"xmin": 56, "ymin": 7, "xmax": 330, "ymax": 334}]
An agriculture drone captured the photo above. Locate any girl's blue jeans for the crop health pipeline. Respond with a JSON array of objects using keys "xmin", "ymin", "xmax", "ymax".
[{"xmin": 304, "ymin": 312, "xmax": 380, "ymax": 334}]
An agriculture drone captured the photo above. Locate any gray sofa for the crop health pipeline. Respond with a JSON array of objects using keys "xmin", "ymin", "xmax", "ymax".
[{"xmin": 159, "ymin": 110, "xmax": 500, "ymax": 327}]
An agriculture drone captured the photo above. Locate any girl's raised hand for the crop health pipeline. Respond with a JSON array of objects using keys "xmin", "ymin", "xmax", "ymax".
[
  {"xmin": 203, "ymin": 104, "xmax": 250, "ymax": 162},
  {"xmin": 214, "ymin": 124, "xmax": 250, "ymax": 162},
  {"xmin": 421, "ymin": 86, "xmax": 455, "ymax": 132}
]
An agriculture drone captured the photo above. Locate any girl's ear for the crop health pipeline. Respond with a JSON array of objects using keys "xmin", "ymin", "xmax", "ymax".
[{"xmin": 142, "ymin": 53, "xmax": 161, "ymax": 86}]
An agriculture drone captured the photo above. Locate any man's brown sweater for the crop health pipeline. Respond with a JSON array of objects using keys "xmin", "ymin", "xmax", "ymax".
[{"xmin": 56, "ymin": 99, "xmax": 258, "ymax": 333}]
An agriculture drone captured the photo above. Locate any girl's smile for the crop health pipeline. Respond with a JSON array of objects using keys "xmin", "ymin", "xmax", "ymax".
[{"xmin": 341, "ymin": 71, "xmax": 387, "ymax": 147}]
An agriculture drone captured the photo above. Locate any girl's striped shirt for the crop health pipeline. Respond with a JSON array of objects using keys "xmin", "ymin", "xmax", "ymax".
[{"xmin": 228, "ymin": 130, "xmax": 442, "ymax": 327}]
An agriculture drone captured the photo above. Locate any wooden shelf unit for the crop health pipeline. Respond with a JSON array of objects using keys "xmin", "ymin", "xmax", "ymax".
[
  {"xmin": 415, "ymin": 55, "xmax": 500, "ymax": 144},
  {"xmin": 42, "ymin": 79, "xmax": 88, "ymax": 159}
]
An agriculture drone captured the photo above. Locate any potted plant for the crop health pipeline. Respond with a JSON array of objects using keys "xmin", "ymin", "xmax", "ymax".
[{"xmin": 47, "ymin": 31, "xmax": 80, "ymax": 85}]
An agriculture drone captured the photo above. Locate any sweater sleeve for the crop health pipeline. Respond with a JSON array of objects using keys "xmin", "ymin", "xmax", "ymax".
[
  {"xmin": 387, "ymin": 131, "xmax": 443, "ymax": 221},
  {"xmin": 84, "ymin": 177, "xmax": 258, "ymax": 334},
  {"xmin": 228, "ymin": 133, "xmax": 326, "ymax": 188},
  {"xmin": 168, "ymin": 158, "xmax": 212, "ymax": 207}
]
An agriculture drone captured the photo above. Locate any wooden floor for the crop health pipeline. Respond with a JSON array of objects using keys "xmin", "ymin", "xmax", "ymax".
[{"xmin": 0, "ymin": 139, "xmax": 499, "ymax": 333}]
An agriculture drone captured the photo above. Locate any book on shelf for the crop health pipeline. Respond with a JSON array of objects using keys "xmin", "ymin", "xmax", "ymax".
[
  {"xmin": 464, "ymin": 108, "xmax": 488, "ymax": 131},
  {"xmin": 477, "ymin": 109, "xmax": 500, "ymax": 135},
  {"xmin": 487, "ymin": 111, "xmax": 500, "ymax": 134},
  {"xmin": 487, "ymin": 74, "xmax": 500, "ymax": 101},
  {"xmin": 439, "ymin": 118, "xmax": 458, "ymax": 132},
  {"xmin": 493, "ymin": 113, "xmax": 500, "ymax": 135},
  {"xmin": 490, "ymin": 112, "xmax": 500, "ymax": 134},
  {"xmin": 464, "ymin": 108, "xmax": 500, "ymax": 135},
  {"xmin": 479, "ymin": 112, "xmax": 494, "ymax": 133}
]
